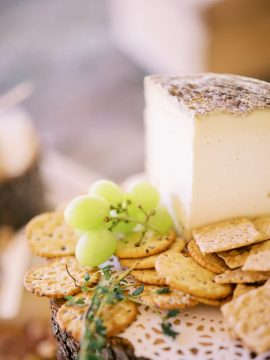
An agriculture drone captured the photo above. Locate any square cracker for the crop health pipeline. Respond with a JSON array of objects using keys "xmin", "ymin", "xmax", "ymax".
[
  {"xmin": 193, "ymin": 218, "xmax": 262, "ymax": 254},
  {"xmin": 217, "ymin": 246, "xmax": 251, "ymax": 269},
  {"xmin": 253, "ymin": 216, "xmax": 270, "ymax": 241},
  {"xmin": 233, "ymin": 284, "xmax": 258, "ymax": 299},
  {"xmin": 221, "ymin": 285, "xmax": 270, "ymax": 353},
  {"xmin": 215, "ymin": 269, "xmax": 270, "ymax": 284},
  {"xmin": 243, "ymin": 240, "xmax": 270, "ymax": 271}
]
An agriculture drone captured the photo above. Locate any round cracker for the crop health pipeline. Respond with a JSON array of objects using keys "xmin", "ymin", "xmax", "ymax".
[
  {"xmin": 155, "ymin": 253, "xmax": 232, "ymax": 300},
  {"xmin": 57, "ymin": 292, "xmax": 137, "ymax": 341},
  {"xmin": 115, "ymin": 231, "xmax": 175, "ymax": 259},
  {"xmin": 26, "ymin": 212, "xmax": 78, "ymax": 258},
  {"xmin": 138, "ymin": 285, "xmax": 198, "ymax": 310},
  {"xmin": 120, "ymin": 238, "xmax": 185, "ymax": 269},
  {"xmin": 195, "ymin": 296, "xmax": 230, "ymax": 307},
  {"xmin": 131, "ymin": 269, "xmax": 166, "ymax": 286},
  {"xmin": 188, "ymin": 239, "xmax": 228, "ymax": 274},
  {"xmin": 24, "ymin": 257, "xmax": 99, "ymax": 298}
]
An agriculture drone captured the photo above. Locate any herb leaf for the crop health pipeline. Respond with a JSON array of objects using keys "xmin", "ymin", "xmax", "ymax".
[
  {"xmin": 166, "ymin": 309, "xmax": 180, "ymax": 318},
  {"xmin": 161, "ymin": 322, "xmax": 179, "ymax": 339},
  {"xmin": 155, "ymin": 287, "xmax": 171, "ymax": 295},
  {"xmin": 131, "ymin": 285, "xmax": 144, "ymax": 296}
]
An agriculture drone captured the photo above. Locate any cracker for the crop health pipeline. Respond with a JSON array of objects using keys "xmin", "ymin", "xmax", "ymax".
[
  {"xmin": 243, "ymin": 240, "xmax": 270, "ymax": 271},
  {"xmin": 187, "ymin": 239, "xmax": 227, "ymax": 274},
  {"xmin": 138, "ymin": 285, "xmax": 198, "ymax": 310},
  {"xmin": 194, "ymin": 296, "xmax": 230, "ymax": 307},
  {"xmin": 193, "ymin": 218, "xmax": 262, "ymax": 253},
  {"xmin": 120, "ymin": 238, "xmax": 185, "ymax": 269},
  {"xmin": 221, "ymin": 286, "xmax": 270, "ymax": 353},
  {"xmin": 155, "ymin": 253, "xmax": 232, "ymax": 299},
  {"xmin": 253, "ymin": 216, "xmax": 270, "ymax": 241},
  {"xmin": 26, "ymin": 212, "xmax": 78, "ymax": 258},
  {"xmin": 57, "ymin": 292, "xmax": 137, "ymax": 341},
  {"xmin": 215, "ymin": 269, "xmax": 270, "ymax": 284},
  {"xmin": 233, "ymin": 284, "xmax": 258, "ymax": 299},
  {"xmin": 115, "ymin": 231, "xmax": 175, "ymax": 259},
  {"xmin": 24, "ymin": 257, "xmax": 99, "ymax": 298},
  {"xmin": 217, "ymin": 246, "xmax": 251, "ymax": 269},
  {"xmin": 131, "ymin": 269, "xmax": 166, "ymax": 286}
]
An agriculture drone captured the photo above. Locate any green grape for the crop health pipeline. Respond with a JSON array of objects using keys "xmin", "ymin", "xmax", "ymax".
[
  {"xmin": 64, "ymin": 195, "xmax": 109, "ymax": 230},
  {"xmin": 89, "ymin": 180, "xmax": 123, "ymax": 206},
  {"xmin": 148, "ymin": 206, "xmax": 173, "ymax": 234},
  {"xmin": 112, "ymin": 221, "xmax": 135, "ymax": 235},
  {"xmin": 127, "ymin": 181, "xmax": 160, "ymax": 212},
  {"xmin": 75, "ymin": 229, "xmax": 116, "ymax": 267}
]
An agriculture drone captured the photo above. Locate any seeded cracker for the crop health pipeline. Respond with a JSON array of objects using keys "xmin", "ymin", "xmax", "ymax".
[
  {"xmin": 215, "ymin": 269, "xmax": 270, "ymax": 284},
  {"xmin": 115, "ymin": 231, "xmax": 175, "ymax": 259},
  {"xmin": 192, "ymin": 218, "xmax": 262, "ymax": 254},
  {"xmin": 217, "ymin": 246, "xmax": 251, "ymax": 269},
  {"xmin": 138, "ymin": 285, "xmax": 198, "ymax": 310},
  {"xmin": 243, "ymin": 239, "xmax": 270, "ymax": 271},
  {"xmin": 131, "ymin": 269, "xmax": 166, "ymax": 286},
  {"xmin": 120, "ymin": 238, "xmax": 185, "ymax": 269},
  {"xmin": 233, "ymin": 284, "xmax": 258, "ymax": 299},
  {"xmin": 24, "ymin": 257, "xmax": 99, "ymax": 298},
  {"xmin": 253, "ymin": 216, "xmax": 270, "ymax": 241},
  {"xmin": 26, "ymin": 212, "xmax": 78, "ymax": 258},
  {"xmin": 221, "ymin": 286, "xmax": 270, "ymax": 353},
  {"xmin": 155, "ymin": 253, "xmax": 232, "ymax": 299},
  {"xmin": 188, "ymin": 239, "xmax": 227, "ymax": 274},
  {"xmin": 194, "ymin": 296, "xmax": 230, "ymax": 307},
  {"xmin": 57, "ymin": 292, "xmax": 137, "ymax": 341}
]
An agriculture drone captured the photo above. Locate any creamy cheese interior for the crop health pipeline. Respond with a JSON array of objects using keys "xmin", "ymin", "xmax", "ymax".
[{"xmin": 145, "ymin": 81, "xmax": 270, "ymax": 237}]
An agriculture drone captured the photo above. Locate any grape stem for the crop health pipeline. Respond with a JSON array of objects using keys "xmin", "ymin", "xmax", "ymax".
[{"xmin": 65, "ymin": 264, "xmax": 81, "ymax": 288}]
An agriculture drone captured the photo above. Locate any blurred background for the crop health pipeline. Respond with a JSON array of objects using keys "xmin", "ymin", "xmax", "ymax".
[{"xmin": 0, "ymin": 0, "xmax": 269, "ymax": 359}]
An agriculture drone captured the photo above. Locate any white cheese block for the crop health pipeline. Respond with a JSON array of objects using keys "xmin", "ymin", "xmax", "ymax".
[{"xmin": 145, "ymin": 74, "xmax": 270, "ymax": 238}]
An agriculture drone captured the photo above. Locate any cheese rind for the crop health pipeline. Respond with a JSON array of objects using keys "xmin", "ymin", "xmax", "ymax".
[{"xmin": 145, "ymin": 74, "xmax": 270, "ymax": 237}]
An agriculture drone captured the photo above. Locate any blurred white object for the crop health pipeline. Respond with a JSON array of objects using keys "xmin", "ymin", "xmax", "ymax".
[
  {"xmin": 0, "ymin": 108, "xmax": 39, "ymax": 179},
  {"xmin": 109, "ymin": 0, "xmax": 270, "ymax": 78}
]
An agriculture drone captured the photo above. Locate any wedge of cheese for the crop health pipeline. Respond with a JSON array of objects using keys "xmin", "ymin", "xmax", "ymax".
[{"xmin": 145, "ymin": 74, "xmax": 270, "ymax": 238}]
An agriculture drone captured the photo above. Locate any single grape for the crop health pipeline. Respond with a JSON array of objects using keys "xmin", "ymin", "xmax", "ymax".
[
  {"xmin": 112, "ymin": 220, "xmax": 135, "ymax": 235},
  {"xmin": 75, "ymin": 229, "xmax": 116, "ymax": 267},
  {"xmin": 64, "ymin": 195, "xmax": 109, "ymax": 230},
  {"xmin": 127, "ymin": 181, "xmax": 160, "ymax": 211},
  {"xmin": 89, "ymin": 180, "xmax": 123, "ymax": 206},
  {"xmin": 148, "ymin": 206, "xmax": 173, "ymax": 234}
]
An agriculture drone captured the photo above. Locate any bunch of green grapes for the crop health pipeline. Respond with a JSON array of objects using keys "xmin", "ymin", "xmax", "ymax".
[{"xmin": 64, "ymin": 180, "xmax": 173, "ymax": 267}]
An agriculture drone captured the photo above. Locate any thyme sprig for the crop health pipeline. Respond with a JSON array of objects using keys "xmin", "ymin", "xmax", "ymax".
[
  {"xmin": 65, "ymin": 264, "xmax": 180, "ymax": 359},
  {"xmin": 104, "ymin": 200, "xmax": 156, "ymax": 245}
]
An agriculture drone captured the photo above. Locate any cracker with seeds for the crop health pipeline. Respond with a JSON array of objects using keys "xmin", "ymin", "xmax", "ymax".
[
  {"xmin": 243, "ymin": 240, "xmax": 270, "ymax": 271},
  {"xmin": 253, "ymin": 216, "xmax": 270, "ymax": 241},
  {"xmin": 233, "ymin": 284, "xmax": 258, "ymax": 299},
  {"xmin": 193, "ymin": 218, "xmax": 262, "ymax": 254},
  {"xmin": 24, "ymin": 257, "xmax": 99, "ymax": 298},
  {"xmin": 138, "ymin": 285, "xmax": 198, "ymax": 310},
  {"xmin": 215, "ymin": 269, "xmax": 270, "ymax": 284},
  {"xmin": 26, "ymin": 212, "xmax": 78, "ymax": 258},
  {"xmin": 57, "ymin": 292, "xmax": 137, "ymax": 341},
  {"xmin": 120, "ymin": 238, "xmax": 185, "ymax": 269},
  {"xmin": 221, "ymin": 286, "xmax": 270, "ymax": 353},
  {"xmin": 115, "ymin": 231, "xmax": 175, "ymax": 259},
  {"xmin": 194, "ymin": 296, "xmax": 230, "ymax": 307},
  {"xmin": 155, "ymin": 253, "xmax": 232, "ymax": 299},
  {"xmin": 217, "ymin": 246, "xmax": 251, "ymax": 269},
  {"xmin": 188, "ymin": 239, "xmax": 227, "ymax": 274},
  {"xmin": 131, "ymin": 269, "xmax": 166, "ymax": 286}
]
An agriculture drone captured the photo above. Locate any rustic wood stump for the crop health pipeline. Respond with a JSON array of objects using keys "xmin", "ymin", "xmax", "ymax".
[{"xmin": 50, "ymin": 300, "xmax": 150, "ymax": 360}]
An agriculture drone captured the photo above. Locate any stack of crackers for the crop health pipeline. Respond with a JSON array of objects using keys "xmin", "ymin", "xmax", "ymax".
[
  {"xmin": 24, "ymin": 211, "xmax": 270, "ymax": 355},
  {"xmin": 24, "ymin": 212, "xmax": 138, "ymax": 342}
]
